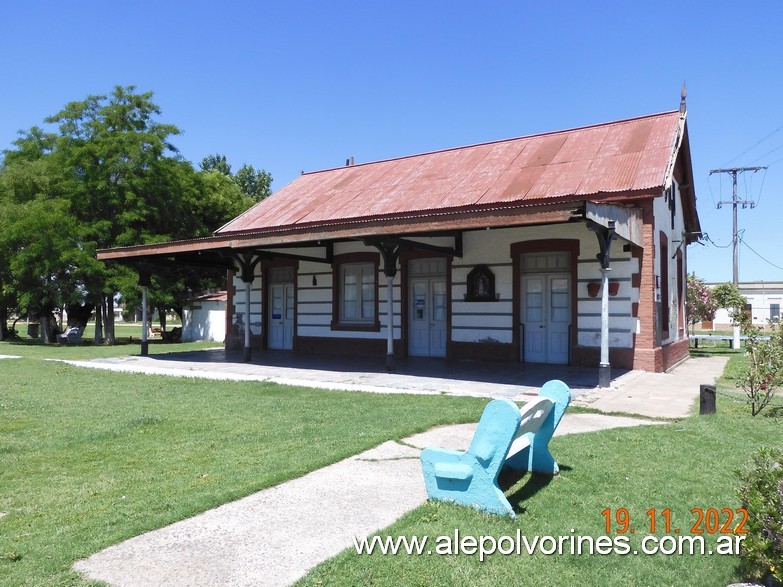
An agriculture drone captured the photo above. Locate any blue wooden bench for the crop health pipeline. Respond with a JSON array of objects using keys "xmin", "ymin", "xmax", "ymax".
[{"xmin": 420, "ymin": 380, "xmax": 571, "ymax": 517}]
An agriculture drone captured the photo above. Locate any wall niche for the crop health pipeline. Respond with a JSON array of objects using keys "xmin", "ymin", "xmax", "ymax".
[{"xmin": 465, "ymin": 265, "xmax": 496, "ymax": 302}]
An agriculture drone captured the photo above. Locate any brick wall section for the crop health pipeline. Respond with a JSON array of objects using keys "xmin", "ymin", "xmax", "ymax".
[
  {"xmin": 661, "ymin": 337, "xmax": 690, "ymax": 370},
  {"xmin": 572, "ymin": 346, "xmax": 634, "ymax": 370},
  {"xmin": 632, "ymin": 201, "xmax": 664, "ymax": 372}
]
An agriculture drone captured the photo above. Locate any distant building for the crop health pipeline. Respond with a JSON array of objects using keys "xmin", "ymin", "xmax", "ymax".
[
  {"xmin": 706, "ymin": 282, "xmax": 783, "ymax": 329},
  {"xmin": 182, "ymin": 292, "xmax": 228, "ymax": 342}
]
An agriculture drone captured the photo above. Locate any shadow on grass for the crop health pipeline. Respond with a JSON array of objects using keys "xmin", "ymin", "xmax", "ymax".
[
  {"xmin": 689, "ymin": 346, "xmax": 742, "ymax": 358},
  {"xmin": 499, "ymin": 464, "xmax": 574, "ymax": 515},
  {"xmin": 5, "ymin": 337, "xmax": 136, "ymax": 348}
]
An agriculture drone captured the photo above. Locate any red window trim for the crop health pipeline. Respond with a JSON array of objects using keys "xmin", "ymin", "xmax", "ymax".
[{"xmin": 331, "ymin": 252, "xmax": 381, "ymax": 332}]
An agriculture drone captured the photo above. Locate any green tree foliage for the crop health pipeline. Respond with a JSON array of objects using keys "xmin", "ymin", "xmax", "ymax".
[
  {"xmin": 712, "ymin": 282, "xmax": 749, "ymax": 330},
  {"xmin": 234, "ymin": 164, "xmax": 272, "ymax": 202},
  {"xmin": 200, "ymin": 153, "xmax": 231, "ymax": 175},
  {"xmin": 199, "ymin": 152, "xmax": 272, "ymax": 202},
  {"xmin": 685, "ymin": 274, "xmax": 718, "ymax": 332},
  {"xmin": 0, "ymin": 86, "xmax": 255, "ymax": 343}
]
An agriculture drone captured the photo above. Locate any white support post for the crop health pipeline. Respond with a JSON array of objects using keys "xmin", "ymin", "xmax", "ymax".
[
  {"xmin": 598, "ymin": 267, "xmax": 611, "ymax": 387},
  {"xmin": 244, "ymin": 280, "xmax": 252, "ymax": 363},
  {"xmin": 386, "ymin": 274, "xmax": 395, "ymax": 371}
]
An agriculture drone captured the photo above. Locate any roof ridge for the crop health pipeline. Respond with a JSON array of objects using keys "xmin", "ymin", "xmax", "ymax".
[{"xmin": 303, "ymin": 109, "xmax": 681, "ymax": 176}]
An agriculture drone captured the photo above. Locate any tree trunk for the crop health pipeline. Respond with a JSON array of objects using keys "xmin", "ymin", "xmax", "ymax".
[
  {"xmin": 0, "ymin": 305, "xmax": 7, "ymax": 340},
  {"xmin": 157, "ymin": 306, "xmax": 167, "ymax": 332},
  {"xmin": 39, "ymin": 311, "xmax": 58, "ymax": 343},
  {"xmin": 94, "ymin": 298, "xmax": 103, "ymax": 345},
  {"xmin": 65, "ymin": 302, "xmax": 95, "ymax": 329},
  {"xmin": 40, "ymin": 312, "xmax": 50, "ymax": 344},
  {"xmin": 105, "ymin": 296, "xmax": 116, "ymax": 345}
]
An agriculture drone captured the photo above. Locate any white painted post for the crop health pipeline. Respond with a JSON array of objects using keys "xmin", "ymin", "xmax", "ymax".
[
  {"xmin": 244, "ymin": 280, "xmax": 252, "ymax": 362},
  {"xmin": 141, "ymin": 286, "xmax": 149, "ymax": 356},
  {"xmin": 598, "ymin": 267, "xmax": 611, "ymax": 387},
  {"xmin": 386, "ymin": 274, "xmax": 395, "ymax": 371}
]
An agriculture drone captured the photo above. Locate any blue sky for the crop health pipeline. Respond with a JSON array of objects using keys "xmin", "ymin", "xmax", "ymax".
[{"xmin": 2, "ymin": 0, "xmax": 782, "ymax": 283}]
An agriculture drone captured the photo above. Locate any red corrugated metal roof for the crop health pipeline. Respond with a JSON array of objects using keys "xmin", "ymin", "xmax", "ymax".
[{"xmin": 217, "ymin": 111, "xmax": 683, "ymax": 235}]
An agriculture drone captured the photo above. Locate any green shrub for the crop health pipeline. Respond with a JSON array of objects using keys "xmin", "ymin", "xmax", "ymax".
[{"xmin": 737, "ymin": 448, "xmax": 783, "ymax": 584}]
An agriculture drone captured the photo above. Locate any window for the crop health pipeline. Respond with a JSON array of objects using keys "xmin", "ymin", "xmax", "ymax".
[
  {"xmin": 340, "ymin": 263, "xmax": 375, "ymax": 322},
  {"xmin": 770, "ymin": 303, "xmax": 780, "ymax": 322},
  {"xmin": 332, "ymin": 253, "xmax": 380, "ymax": 331}
]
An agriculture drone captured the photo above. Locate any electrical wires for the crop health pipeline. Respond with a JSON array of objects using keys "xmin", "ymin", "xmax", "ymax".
[{"xmin": 739, "ymin": 234, "xmax": 783, "ymax": 273}]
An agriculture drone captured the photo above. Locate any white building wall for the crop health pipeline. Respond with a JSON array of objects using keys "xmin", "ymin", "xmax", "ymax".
[
  {"xmin": 709, "ymin": 284, "xmax": 783, "ymax": 328},
  {"xmin": 226, "ymin": 222, "xmax": 642, "ymax": 351},
  {"xmin": 183, "ymin": 301, "xmax": 226, "ymax": 342},
  {"xmin": 231, "ymin": 273, "xmax": 263, "ymax": 336},
  {"xmin": 653, "ymin": 180, "xmax": 689, "ymax": 344}
]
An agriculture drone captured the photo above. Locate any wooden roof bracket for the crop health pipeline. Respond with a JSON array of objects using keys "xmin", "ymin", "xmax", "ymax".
[
  {"xmin": 587, "ymin": 219, "xmax": 617, "ymax": 270},
  {"xmin": 362, "ymin": 233, "xmax": 463, "ymax": 261},
  {"xmin": 232, "ymin": 253, "xmax": 262, "ymax": 283}
]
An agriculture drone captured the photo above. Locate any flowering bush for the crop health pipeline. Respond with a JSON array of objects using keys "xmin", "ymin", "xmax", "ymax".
[
  {"xmin": 737, "ymin": 449, "xmax": 783, "ymax": 584},
  {"xmin": 686, "ymin": 274, "xmax": 718, "ymax": 331},
  {"xmin": 741, "ymin": 320, "xmax": 783, "ymax": 417}
]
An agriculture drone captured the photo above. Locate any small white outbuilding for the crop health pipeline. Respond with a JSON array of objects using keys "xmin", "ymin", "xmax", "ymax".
[{"xmin": 182, "ymin": 291, "xmax": 227, "ymax": 342}]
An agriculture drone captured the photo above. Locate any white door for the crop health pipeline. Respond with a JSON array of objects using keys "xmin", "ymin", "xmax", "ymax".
[
  {"xmin": 269, "ymin": 283, "xmax": 294, "ymax": 350},
  {"xmin": 521, "ymin": 274, "xmax": 570, "ymax": 364},
  {"xmin": 409, "ymin": 278, "xmax": 447, "ymax": 357}
]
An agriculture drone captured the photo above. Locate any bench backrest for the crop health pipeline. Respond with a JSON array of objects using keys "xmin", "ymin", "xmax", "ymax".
[
  {"xmin": 466, "ymin": 395, "xmax": 556, "ymax": 476},
  {"xmin": 467, "ymin": 398, "xmax": 522, "ymax": 476}
]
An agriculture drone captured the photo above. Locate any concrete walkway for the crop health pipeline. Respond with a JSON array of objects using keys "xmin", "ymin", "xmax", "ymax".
[
  {"xmin": 74, "ymin": 413, "xmax": 663, "ymax": 587},
  {"xmin": 72, "ymin": 353, "xmax": 729, "ymax": 586}
]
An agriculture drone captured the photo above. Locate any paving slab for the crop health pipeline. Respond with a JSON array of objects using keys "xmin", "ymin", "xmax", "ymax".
[
  {"xmin": 572, "ymin": 355, "xmax": 730, "ymax": 418},
  {"xmin": 73, "ymin": 413, "xmax": 660, "ymax": 587}
]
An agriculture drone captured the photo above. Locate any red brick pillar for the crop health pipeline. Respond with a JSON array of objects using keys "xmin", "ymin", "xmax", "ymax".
[{"xmin": 631, "ymin": 201, "xmax": 663, "ymax": 372}]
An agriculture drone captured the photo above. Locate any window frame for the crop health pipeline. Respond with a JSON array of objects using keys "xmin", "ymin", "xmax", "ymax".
[{"xmin": 331, "ymin": 252, "xmax": 381, "ymax": 332}]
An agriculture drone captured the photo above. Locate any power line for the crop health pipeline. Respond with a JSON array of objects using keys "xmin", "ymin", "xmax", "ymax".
[
  {"xmin": 751, "ymin": 142, "xmax": 783, "ymax": 163},
  {"xmin": 710, "ymin": 166, "xmax": 767, "ymax": 285},
  {"xmin": 756, "ymin": 167, "xmax": 769, "ymax": 207},
  {"xmin": 766, "ymin": 154, "xmax": 783, "ymax": 167},
  {"xmin": 740, "ymin": 236, "xmax": 783, "ymax": 272},
  {"xmin": 724, "ymin": 123, "xmax": 783, "ymax": 165},
  {"xmin": 705, "ymin": 230, "xmax": 742, "ymax": 249}
]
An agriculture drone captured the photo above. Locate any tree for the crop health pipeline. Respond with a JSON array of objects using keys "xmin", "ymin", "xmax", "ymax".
[
  {"xmin": 712, "ymin": 282, "xmax": 749, "ymax": 330},
  {"xmin": 0, "ymin": 86, "xmax": 256, "ymax": 343},
  {"xmin": 685, "ymin": 274, "xmax": 718, "ymax": 334},
  {"xmin": 199, "ymin": 153, "xmax": 231, "ymax": 175},
  {"xmin": 234, "ymin": 164, "xmax": 272, "ymax": 202},
  {"xmin": 199, "ymin": 153, "xmax": 272, "ymax": 202}
]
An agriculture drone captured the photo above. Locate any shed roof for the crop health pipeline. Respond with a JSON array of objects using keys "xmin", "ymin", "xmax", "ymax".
[{"xmin": 217, "ymin": 110, "xmax": 684, "ymax": 236}]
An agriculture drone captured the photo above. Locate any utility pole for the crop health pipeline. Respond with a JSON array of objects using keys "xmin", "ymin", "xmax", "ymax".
[{"xmin": 709, "ymin": 165, "xmax": 767, "ymax": 347}]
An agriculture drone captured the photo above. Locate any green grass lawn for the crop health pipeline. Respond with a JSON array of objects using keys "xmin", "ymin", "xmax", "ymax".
[
  {"xmin": 0, "ymin": 336, "xmax": 217, "ymax": 361},
  {"xmin": 0, "ymin": 356, "xmax": 487, "ymax": 586},
  {"xmin": 2, "ymin": 343, "xmax": 780, "ymax": 586},
  {"xmin": 297, "ymin": 349, "xmax": 783, "ymax": 587}
]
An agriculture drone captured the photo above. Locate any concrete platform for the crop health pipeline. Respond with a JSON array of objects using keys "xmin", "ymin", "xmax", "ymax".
[{"xmin": 56, "ymin": 350, "xmax": 728, "ymax": 418}]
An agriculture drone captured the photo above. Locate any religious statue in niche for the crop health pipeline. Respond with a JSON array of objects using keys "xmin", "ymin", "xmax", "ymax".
[{"xmin": 465, "ymin": 265, "xmax": 496, "ymax": 302}]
